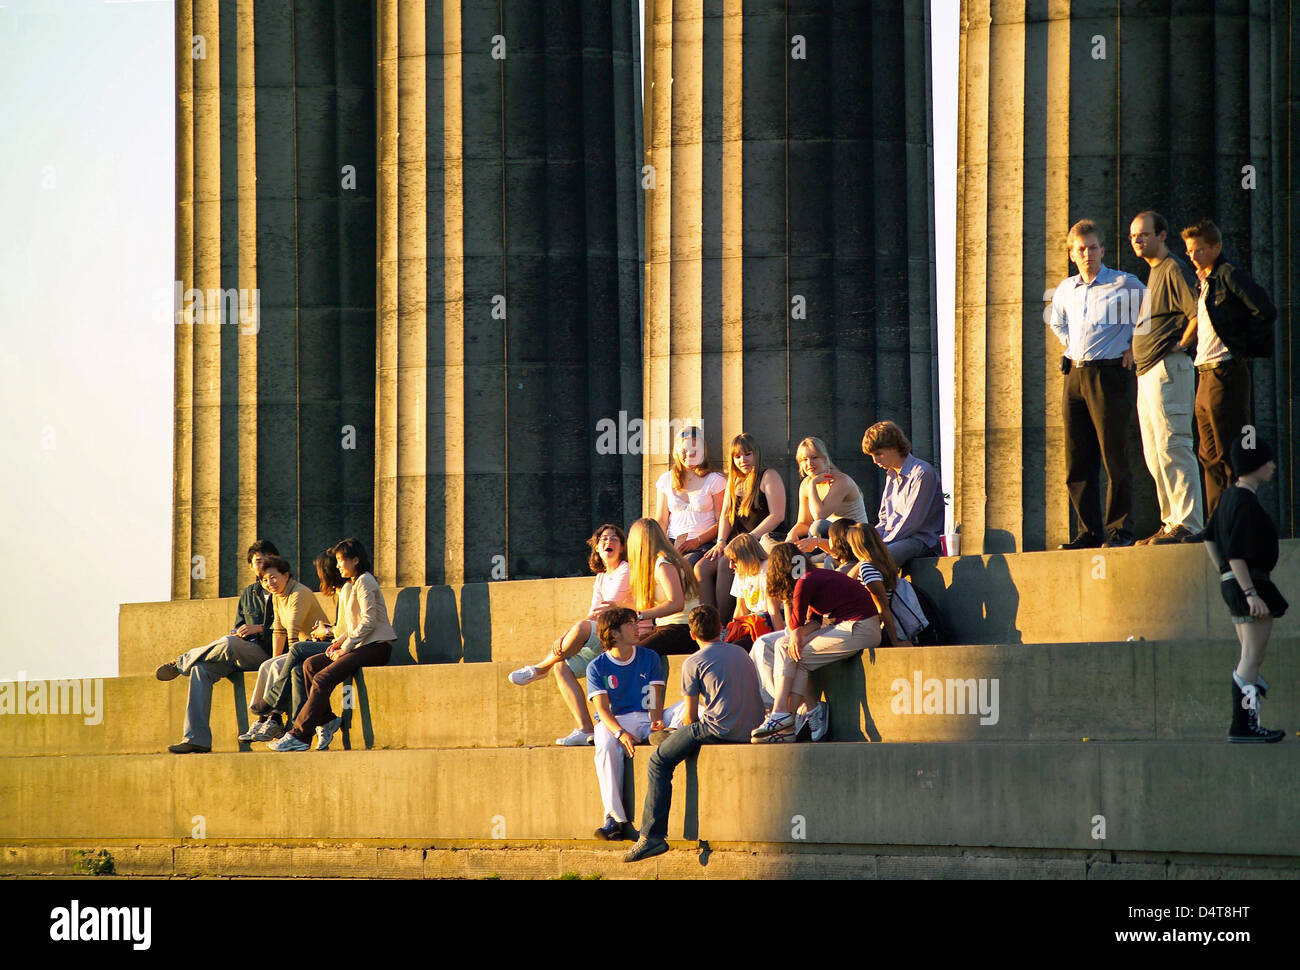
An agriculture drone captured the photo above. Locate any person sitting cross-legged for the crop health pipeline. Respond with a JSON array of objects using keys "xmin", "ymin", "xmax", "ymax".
[
  {"xmin": 587, "ymin": 606, "xmax": 668, "ymax": 842},
  {"xmin": 269, "ymin": 538, "xmax": 395, "ymax": 752},
  {"xmin": 750, "ymin": 543, "xmax": 881, "ymax": 743},
  {"xmin": 242, "ymin": 547, "xmax": 342, "ymax": 742},
  {"xmin": 623, "ymin": 604, "xmax": 766, "ymax": 864},
  {"xmin": 507, "ymin": 523, "xmax": 638, "ymax": 746},
  {"xmin": 158, "ymin": 539, "xmax": 279, "ymax": 754}
]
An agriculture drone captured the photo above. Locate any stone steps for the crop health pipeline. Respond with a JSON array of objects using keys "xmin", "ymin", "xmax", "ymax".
[
  {"xmin": 6, "ymin": 639, "xmax": 1298, "ymax": 756},
  {"xmin": 3, "ymin": 743, "xmax": 1297, "ymax": 859}
]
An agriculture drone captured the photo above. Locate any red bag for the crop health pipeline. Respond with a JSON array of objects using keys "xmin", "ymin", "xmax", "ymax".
[{"xmin": 724, "ymin": 613, "xmax": 772, "ymax": 649}]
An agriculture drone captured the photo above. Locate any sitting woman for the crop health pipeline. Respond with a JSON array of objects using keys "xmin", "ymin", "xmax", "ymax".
[
  {"xmin": 586, "ymin": 607, "xmax": 668, "ymax": 842},
  {"xmin": 243, "ymin": 548, "xmax": 344, "ymax": 742},
  {"xmin": 723, "ymin": 533, "xmax": 784, "ymax": 649},
  {"xmin": 699, "ymin": 432, "xmax": 787, "ymax": 617},
  {"xmin": 861, "ymin": 420, "xmax": 945, "ymax": 570},
  {"xmin": 797, "ymin": 517, "xmax": 859, "ymax": 573},
  {"xmin": 844, "ymin": 523, "xmax": 910, "ymax": 646},
  {"xmin": 785, "ymin": 436, "xmax": 868, "ymax": 547},
  {"xmin": 269, "ymin": 538, "xmax": 396, "ymax": 751},
  {"xmin": 749, "ymin": 542, "xmax": 881, "ymax": 743},
  {"xmin": 654, "ymin": 426, "xmax": 726, "ymax": 567},
  {"xmin": 629, "ymin": 517, "xmax": 702, "ymax": 659},
  {"xmin": 508, "ymin": 524, "xmax": 636, "ymax": 747}
]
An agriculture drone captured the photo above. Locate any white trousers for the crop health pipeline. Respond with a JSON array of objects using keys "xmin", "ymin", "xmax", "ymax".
[
  {"xmin": 1136, "ymin": 354, "xmax": 1204, "ymax": 533},
  {"xmin": 250, "ymin": 653, "xmax": 292, "ymax": 709},
  {"xmin": 593, "ymin": 711, "xmax": 651, "ymax": 823}
]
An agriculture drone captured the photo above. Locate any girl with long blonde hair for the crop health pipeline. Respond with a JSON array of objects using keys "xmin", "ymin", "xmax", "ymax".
[
  {"xmin": 628, "ymin": 517, "xmax": 701, "ymax": 657},
  {"xmin": 786, "ymin": 436, "xmax": 868, "ymax": 550},
  {"xmin": 699, "ymin": 432, "xmax": 787, "ymax": 617}
]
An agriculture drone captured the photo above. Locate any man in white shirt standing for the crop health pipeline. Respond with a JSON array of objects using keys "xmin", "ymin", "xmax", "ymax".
[{"xmin": 1048, "ymin": 219, "xmax": 1146, "ymax": 549}]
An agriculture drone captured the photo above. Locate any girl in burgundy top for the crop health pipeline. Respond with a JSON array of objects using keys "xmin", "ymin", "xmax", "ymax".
[{"xmin": 750, "ymin": 544, "xmax": 880, "ymax": 742}]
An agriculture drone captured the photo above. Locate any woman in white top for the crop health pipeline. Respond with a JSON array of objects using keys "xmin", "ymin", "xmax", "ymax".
[
  {"xmin": 629, "ymin": 517, "xmax": 702, "ymax": 658},
  {"xmin": 787, "ymin": 436, "xmax": 869, "ymax": 548},
  {"xmin": 269, "ymin": 538, "xmax": 396, "ymax": 751},
  {"xmin": 508, "ymin": 524, "xmax": 637, "ymax": 746},
  {"xmin": 654, "ymin": 426, "xmax": 727, "ymax": 566}
]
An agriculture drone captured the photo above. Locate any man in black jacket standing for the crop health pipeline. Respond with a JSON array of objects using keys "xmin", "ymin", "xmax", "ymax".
[{"xmin": 1180, "ymin": 220, "xmax": 1277, "ymax": 518}]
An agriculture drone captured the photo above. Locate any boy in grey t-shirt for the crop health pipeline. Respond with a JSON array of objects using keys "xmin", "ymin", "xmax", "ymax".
[{"xmin": 624, "ymin": 605, "xmax": 765, "ymax": 863}]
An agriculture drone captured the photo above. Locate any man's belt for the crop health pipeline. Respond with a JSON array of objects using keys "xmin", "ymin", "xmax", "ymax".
[{"xmin": 1073, "ymin": 357, "xmax": 1125, "ymax": 368}]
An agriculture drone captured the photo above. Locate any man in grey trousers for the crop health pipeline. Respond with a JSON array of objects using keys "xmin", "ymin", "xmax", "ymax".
[{"xmin": 155, "ymin": 539, "xmax": 279, "ymax": 753}]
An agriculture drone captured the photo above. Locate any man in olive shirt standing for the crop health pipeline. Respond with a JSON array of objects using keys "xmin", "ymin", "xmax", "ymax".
[{"xmin": 1129, "ymin": 211, "xmax": 1203, "ymax": 544}]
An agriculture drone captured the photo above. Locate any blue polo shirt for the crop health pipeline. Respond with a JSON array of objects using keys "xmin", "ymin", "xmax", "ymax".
[{"xmin": 1048, "ymin": 264, "xmax": 1145, "ymax": 362}]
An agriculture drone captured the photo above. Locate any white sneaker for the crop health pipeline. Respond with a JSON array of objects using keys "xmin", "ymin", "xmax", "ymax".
[
  {"xmin": 238, "ymin": 718, "xmax": 263, "ymax": 742},
  {"xmin": 268, "ymin": 733, "xmax": 310, "ymax": 752},
  {"xmin": 806, "ymin": 701, "xmax": 830, "ymax": 742},
  {"xmin": 509, "ymin": 664, "xmax": 545, "ymax": 686},
  {"xmin": 556, "ymin": 729, "xmax": 594, "ymax": 746},
  {"xmin": 316, "ymin": 715, "xmax": 343, "ymax": 751}
]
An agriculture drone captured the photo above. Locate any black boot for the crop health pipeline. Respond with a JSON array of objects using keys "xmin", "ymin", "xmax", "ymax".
[{"xmin": 1228, "ymin": 678, "xmax": 1285, "ymax": 743}]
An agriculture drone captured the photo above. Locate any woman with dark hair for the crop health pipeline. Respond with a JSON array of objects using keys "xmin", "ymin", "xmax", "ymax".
[
  {"xmin": 1204, "ymin": 436, "xmax": 1288, "ymax": 742},
  {"xmin": 654, "ymin": 426, "xmax": 726, "ymax": 567},
  {"xmin": 508, "ymin": 524, "xmax": 636, "ymax": 746},
  {"xmin": 269, "ymin": 538, "xmax": 396, "ymax": 751},
  {"xmin": 749, "ymin": 542, "xmax": 880, "ymax": 743},
  {"xmin": 242, "ymin": 548, "xmax": 344, "ymax": 742},
  {"xmin": 698, "ymin": 432, "xmax": 787, "ymax": 616}
]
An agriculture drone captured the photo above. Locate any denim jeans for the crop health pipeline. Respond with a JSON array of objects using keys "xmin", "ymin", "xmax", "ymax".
[
  {"xmin": 265, "ymin": 639, "xmax": 330, "ymax": 717},
  {"xmin": 639, "ymin": 721, "xmax": 722, "ymax": 840}
]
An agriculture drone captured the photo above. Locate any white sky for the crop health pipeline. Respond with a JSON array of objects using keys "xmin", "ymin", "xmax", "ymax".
[{"xmin": 0, "ymin": 0, "xmax": 957, "ymax": 681}]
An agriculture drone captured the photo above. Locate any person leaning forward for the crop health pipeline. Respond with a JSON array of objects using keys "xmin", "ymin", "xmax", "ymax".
[{"xmin": 1049, "ymin": 219, "xmax": 1146, "ymax": 549}]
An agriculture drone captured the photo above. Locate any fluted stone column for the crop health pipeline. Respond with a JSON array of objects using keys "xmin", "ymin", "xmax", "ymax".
[
  {"xmin": 958, "ymin": 0, "xmax": 1300, "ymax": 552},
  {"xmin": 173, "ymin": 0, "xmax": 376, "ymax": 597},
  {"xmin": 374, "ymin": 0, "xmax": 645, "ymax": 586},
  {"xmin": 642, "ymin": 0, "xmax": 939, "ymax": 521}
]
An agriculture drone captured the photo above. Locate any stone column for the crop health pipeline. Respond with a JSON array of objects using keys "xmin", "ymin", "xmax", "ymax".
[
  {"xmin": 374, "ymin": 0, "xmax": 645, "ymax": 586},
  {"xmin": 642, "ymin": 0, "xmax": 939, "ymax": 522},
  {"xmin": 956, "ymin": 0, "xmax": 1297, "ymax": 551},
  {"xmin": 173, "ymin": 0, "xmax": 376, "ymax": 596}
]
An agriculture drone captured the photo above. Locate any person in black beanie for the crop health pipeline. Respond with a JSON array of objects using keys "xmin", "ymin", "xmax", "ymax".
[{"xmin": 1202, "ymin": 432, "xmax": 1287, "ymax": 742}]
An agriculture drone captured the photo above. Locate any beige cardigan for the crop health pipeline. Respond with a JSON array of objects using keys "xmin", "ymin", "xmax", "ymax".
[{"xmin": 334, "ymin": 573, "xmax": 397, "ymax": 653}]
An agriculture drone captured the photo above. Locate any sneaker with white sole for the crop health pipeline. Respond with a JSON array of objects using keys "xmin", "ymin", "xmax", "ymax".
[
  {"xmin": 252, "ymin": 717, "xmax": 284, "ymax": 742},
  {"xmin": 806, "ymin": 701, "xmax": 830, "ymax": 742},
  {"xmin": 316, "ymin": 715, "xmax": 343, "ymax": 751},
  {"xmin": 268, "ymin": 733, "xmax": 310, "ymax": 751},
  {"xmin": 750, "ymin": 711, "xmax": 795, "ymax": 742},
  {"xmin": 508, "ymin": 664, "xmax": 546, "ymax": 686},
  {"xmin": 238, "ymin": 717, "xmax": 265, "ymax": 742},
  {"xmin": 556, "ymin": 728, "xmax": 594, "ymax": 746}
]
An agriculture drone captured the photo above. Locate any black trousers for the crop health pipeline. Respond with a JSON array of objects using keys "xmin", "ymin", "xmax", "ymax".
[
  {"xmin": 1194, "ymin": 358, "xmax": 1252, "ymax": 518},
  {"xmin": 1063, "ymin": 363, "xmax": 1134, "ymax": 538}
]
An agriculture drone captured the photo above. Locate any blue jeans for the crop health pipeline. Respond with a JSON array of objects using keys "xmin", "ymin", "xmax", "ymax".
[
  {"xmin": 640, "ymin": 721, "xmax": 722, "ymax": 840},
  {"xmin": 265, "ymin": 639, "xmax": 329, "ymax": 717}
]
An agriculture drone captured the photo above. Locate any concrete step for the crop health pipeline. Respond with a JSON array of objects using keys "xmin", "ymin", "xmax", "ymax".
[
  {"xmin": 909, "ymin": 538, "xmax": 1300, "ymax": 645},
  {"xmin": 118, "ymin": 540, "xmax": 1300, "ymax": 676},
  {"xmin": 117, "ymin": 577, "xmax": 593, "ymax": 676},
  {"xmin": 3, "ymin": 743, "xmax": 1298, "ymax": 859},
  {"xmin": 5, "ymin": 839, "xmax": 1295, "ymax": 880},
  {"xmin": 7, "ymin": 639, "xmax": 1299, "ymax": 756}
]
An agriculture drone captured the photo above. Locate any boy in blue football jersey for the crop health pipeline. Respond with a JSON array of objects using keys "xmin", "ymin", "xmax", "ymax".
[{"xmin": 587, "ymin": 606, "xmax": 666, "ymax": 840}]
